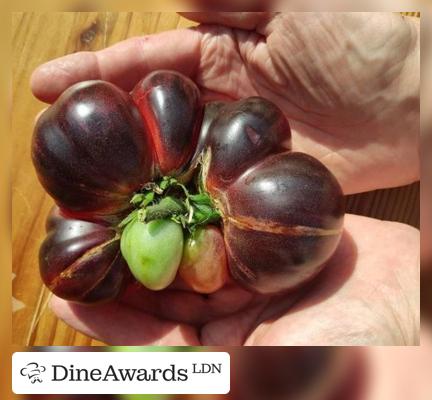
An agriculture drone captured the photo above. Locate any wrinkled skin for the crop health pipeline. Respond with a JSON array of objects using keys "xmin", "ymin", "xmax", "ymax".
[
  {"xmin": 31, "ymin": 12, "xmax": 419, "ymax": 345},
  {"xmin": 183, "ymin": 12, "xmax": 420, "ymax": 195}
]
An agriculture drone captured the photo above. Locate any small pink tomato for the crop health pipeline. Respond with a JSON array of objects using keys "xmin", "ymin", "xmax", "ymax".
[{"xmin": 179, "ymin": 226, "xmax": 228, "ymax": 294}]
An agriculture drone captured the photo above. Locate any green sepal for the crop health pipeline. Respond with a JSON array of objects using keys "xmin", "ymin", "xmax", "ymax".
[
  {"xmin": 118, "ymin": 209, "xmax": 139, "ymax": 229},
  {"xmin": 145, "ymin": 196, "xmax": 186, "ymax": 222}
]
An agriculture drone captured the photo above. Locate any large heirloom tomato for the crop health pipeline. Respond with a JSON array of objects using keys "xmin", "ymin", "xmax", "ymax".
[{"xmin": 32, "ymin": 70, "xmax": 344, "ymax": 304}]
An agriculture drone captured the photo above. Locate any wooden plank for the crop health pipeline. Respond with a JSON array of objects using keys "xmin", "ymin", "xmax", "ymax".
[{"xmin": 12, "ymin": 12, "xmax": 419, "ymax": 346}]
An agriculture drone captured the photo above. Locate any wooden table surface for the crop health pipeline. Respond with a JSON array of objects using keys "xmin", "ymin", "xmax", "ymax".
[{"xmin": 12, "ymin": 12, "xmax": 419, "ymax": 346}]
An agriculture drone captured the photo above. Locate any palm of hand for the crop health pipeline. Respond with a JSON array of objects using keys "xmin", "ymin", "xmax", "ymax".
[
  {"xmin": 33, "ymin": 13, "xmax": 419, "ymax": 346},
  {"xmin": 192, "ymin": 12, "xmax": 418, "ymax": 194},
  {"xmin": 51, "ymin": 214, "xmax": 419, "ymax": 345}
]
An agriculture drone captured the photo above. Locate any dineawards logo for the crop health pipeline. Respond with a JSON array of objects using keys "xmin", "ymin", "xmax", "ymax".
[
  {"xmin": 51, "ymin": 363, "xmax": 188, "ymax": 382},
  {"xmin": 20, "ymin": 362, "xmax": 47, "ymax": 384},
  {"xmin": 12, "ymin": 352, "xmax": 230, "ymax": 395}
]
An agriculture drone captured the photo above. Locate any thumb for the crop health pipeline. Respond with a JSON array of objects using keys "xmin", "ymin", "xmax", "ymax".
[
  {"xmin": 179, "ymin": 12, "xmax": 274, "ymax": 32},
  {"xmin": 182, "ymin": 0, "xmax": 271, "ymax": 12}
]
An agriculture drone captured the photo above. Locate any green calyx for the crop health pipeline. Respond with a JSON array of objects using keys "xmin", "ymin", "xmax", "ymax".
[
  {"xmin": 118, "ymin": 176, "xmax": 220, "ymax": 291},
  {"xmin": 119, "ymin": 176, "xmax": 221, "ymax": 234}
]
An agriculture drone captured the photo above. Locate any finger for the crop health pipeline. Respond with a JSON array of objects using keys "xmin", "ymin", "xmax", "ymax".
[
  {"xmin": 121, "ymin": 281, "xmax": 257, "ymax": 326},
  {"xmin": 179, "ymin": 12, "xmax": 274, "ymax": 33},
  {"xmin": 31, "ymin": 28, "xmax": 202, "ymax": 103},
  {"xmin": 246, "ymin": 215, "xmax": 420, "ymax": 345},
  {"xmin": 200, "ymin": 288, "xmax": 301, "ymax": 346},
  {"xmin": 183, "ymin": 0, "xmax": 270, "ymax": 12},
  {"xmin": 180, "ymin": 12, "xmax": 271, "ymax": 29},
  {"xmin": 200, "ymin": 302, "xmax": 268, "ymax": 346},
  {"xmin": 50, "ymin": 296, "xmax": 200, "ymax": 346}
]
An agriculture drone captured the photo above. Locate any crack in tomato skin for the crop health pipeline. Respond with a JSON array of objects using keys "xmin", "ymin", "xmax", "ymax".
[
  {"xmin": 226, "ymin": 214, "xmax": 343, "ymax": 237},
  {"xmin": 40, "ymin": 207, "xmax": 129, "ymax": 303},
  {"xmin": 210, "ymin": 152, "xmax": 344, "ymax": 294},
  {"xmin": 50, "ymin": 235, "xmax": 119, "ymax": 285},
  {"xmin": 224, "ymin": 234, "xmax": 258, "ymax": 283}
]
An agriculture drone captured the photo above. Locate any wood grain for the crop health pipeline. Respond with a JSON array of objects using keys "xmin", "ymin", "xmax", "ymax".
[{"xmin": 12, "ymin": 12, "xmax": 419, "ymax": 346}]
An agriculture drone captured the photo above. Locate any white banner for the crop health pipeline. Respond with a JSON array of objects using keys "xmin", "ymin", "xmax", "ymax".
[{"xmin": 12, "ymin": 351, "xmax": 230, "ymax": 394}]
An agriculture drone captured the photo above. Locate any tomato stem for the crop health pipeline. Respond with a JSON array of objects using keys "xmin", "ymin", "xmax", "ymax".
[
  {"xmin": 119, "ymin": 176, "xmax": 221, "ymax": 234},
  {"xmin": 145, "ymin": 196, "xmax": 186, "ymax": 222}
]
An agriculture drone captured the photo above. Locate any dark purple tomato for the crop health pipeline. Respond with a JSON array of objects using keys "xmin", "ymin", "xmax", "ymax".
[
  {"xmin": 131, "ymin": 70, "xmax": 202, "ymax": 176},
  {"xmin": 204, "ymin": 97, "xmax": 291, "ymax": 192},
  {"xmin": 32, "ymin": 80, "xmax": 153, "ymax": 223},
  {"xmin": 40, "ymin": 207, "xmax": 129, "ymax": 303},
  {"xmin": 32, "ymin": 70, "xmax": 345, "ymax": 303},
  {"xmin": 212, "ymin": 152, "xmax": 344, "ymax": 294}
]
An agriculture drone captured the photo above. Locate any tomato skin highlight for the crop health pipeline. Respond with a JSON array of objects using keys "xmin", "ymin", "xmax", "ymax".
[
  {"xmin": 204, "ymin": 97, "xmax": 291, "ymax": 192},
  {"xmin": 131, "ymin": 70, "xmax": 202, "ymax": 177},
  {"xmin": 120, "ymin": 219, "xmax": 184, "ymax": 290},
  {"xmin": 179, "ymin": 226, "xmax": 228, "ymax": 294}
]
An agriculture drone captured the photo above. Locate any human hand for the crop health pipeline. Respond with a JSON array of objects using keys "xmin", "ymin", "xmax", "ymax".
[
  {"xmin": 32, "ymin": 12, "xmax": 420, "ymax": 195},
  {"xmin": 49, "ymin": 214, "xmax": 419, "ymax": 345},
  {"xmin": 31, "ymin": 12, "xmax": 420, "ymax": 345}
]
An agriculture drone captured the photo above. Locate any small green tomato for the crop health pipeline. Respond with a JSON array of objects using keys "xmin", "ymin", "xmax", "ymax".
[{"xmin": 120, "ymin": 219, "xmax": 184, "ymax": 290}]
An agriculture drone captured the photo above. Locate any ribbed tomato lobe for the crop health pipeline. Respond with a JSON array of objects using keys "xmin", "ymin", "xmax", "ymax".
[
  {"xmin": 131, "ymin": 70, "xmax": 202, "ymax": 176},
  {"xmin": 225, "ymin": 152, "xmax": 344, "ymax": 228},
  {"xmin": 220, "ymin": 152, "xmax": 344, "ymax": 294},
  {"xmin": 40, "ymin": 208, "xmax": 129, "ymax": 303},
  {"xmin": 205, "ymin": 97, "xmax": 291, "ymax": 192},
  {"xmin": 31, "ymin": 81, "xmax": 153, "ymax": 222}
]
